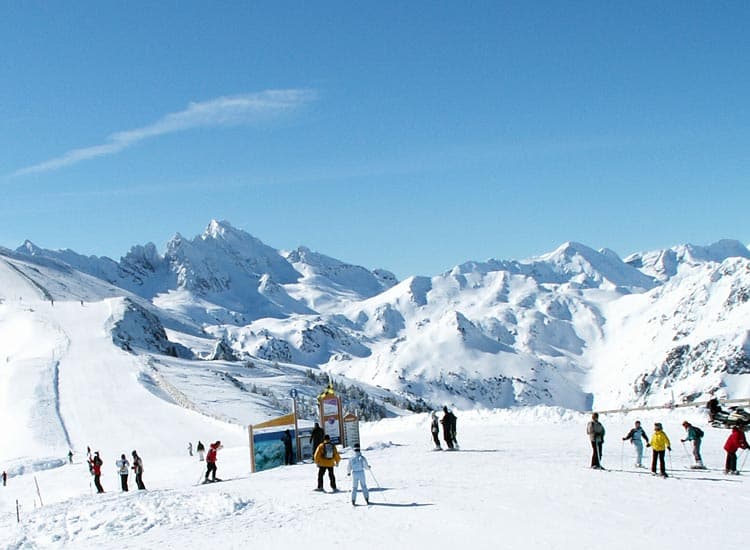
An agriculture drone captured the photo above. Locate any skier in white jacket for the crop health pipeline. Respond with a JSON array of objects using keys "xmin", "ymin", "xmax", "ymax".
[{"xmin": 347, "ymin": 443, "xmax": 371, "ymax": 505}]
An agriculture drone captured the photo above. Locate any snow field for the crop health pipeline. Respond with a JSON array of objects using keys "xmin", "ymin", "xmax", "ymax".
[{"xmin": 1, "ymin": 409, "xmax": 749, "ymax": 549}]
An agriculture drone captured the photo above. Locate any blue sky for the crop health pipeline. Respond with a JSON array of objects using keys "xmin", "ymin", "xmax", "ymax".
[{"xmin": 2, "ymin": 2, "xmax": 749, "ymax": 278}]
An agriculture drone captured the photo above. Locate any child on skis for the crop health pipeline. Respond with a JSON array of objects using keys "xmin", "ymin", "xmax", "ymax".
[
  {"xmin": 622, "ymin": 420, "xmax": 649, "ymax": 468},
  {"xmin": 347, "ymin": 443, "xmax": 371, "ymax": 505},
  {"xmin": 650, "ymin": 423, "xmax": 671, "ymax": 477}
]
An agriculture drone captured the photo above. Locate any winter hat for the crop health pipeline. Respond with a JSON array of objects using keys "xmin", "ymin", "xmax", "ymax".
[
  {"xmin": 353, "ymin": 443, "xmax": 360, "ymax": 451},
  {"xmin": 654, "ymin": 422, "xmax": 663, "ymax": 429}
]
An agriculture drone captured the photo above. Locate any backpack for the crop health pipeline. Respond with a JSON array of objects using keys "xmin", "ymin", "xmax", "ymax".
[
  {"xmin": 694, "ymin": 427, "xmax": 704, "ymax": 439},
  {"xmin": 323, "ymin": 442, "xmax": 334, "ymax": 459}
]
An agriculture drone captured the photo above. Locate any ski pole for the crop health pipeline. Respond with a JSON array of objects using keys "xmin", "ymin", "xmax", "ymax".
[
  {"xmin": 668, "ymin": 449, "xmax": 673, "ymax": 472},
  {"xmin": 740, "ymin": 449, "xmax": 750, "ymax": 473},
  {"xmin": 680, "ymin": 441, "xmax": 691, "ymax": 466},
  {"xmin": 368, "ymin": 468, "xmax": 381, "ymax": 489}
]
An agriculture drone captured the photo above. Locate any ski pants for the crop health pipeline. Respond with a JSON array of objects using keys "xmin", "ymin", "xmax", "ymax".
[
  {"xmin": 120, "ymin": 474, "xmax": 129, "ymax": 492},
  {"xmin": 432, "ymin": 430, "xmax": 441, "ymax": 448},
  {"xmin": 205, "ymin": 462, "xmax": 217, "ymax": 481},
  {"xmin": 317, "ymin": 466, "xmax": 336, "ymax": 490},
  {"xmin": 651, "ymin": 450, "xmax": 666, "ymax": 475},
  {"xmin": 444, "ymin": 429, "xmax": 454, "ymax": 449},
  {"xmin": 135, "ymin": 472, "xmax": 146, "ymax": 490},
  {"xmin": 691, "ymin": 439, "xmax": 703, "ymax": 463},
  {"xmin": 590, "ymin": 441, "xmax": 603, "ymax": 468},
  {"xmin": 350, "ymin": 471, "xmax": 369, "ymax": 503},
  {"xmin": 633, "ymin": 440, "xmax": 644, "ymax": 466},
  {"xmin": 94, "ymin": 474, "xmax": 104, "ymax": 493},
  {"xmin": 725, "ymin": 451, "xmax": 738, "ymax": 473}
]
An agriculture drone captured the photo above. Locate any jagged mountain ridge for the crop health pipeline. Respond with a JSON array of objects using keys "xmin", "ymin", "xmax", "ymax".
[{"xmin": 7, "ymin": 221, "xmax": 750, "ymax": 411}]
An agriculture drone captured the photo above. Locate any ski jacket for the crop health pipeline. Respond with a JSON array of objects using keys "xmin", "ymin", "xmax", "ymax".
[
  {"xmin": 132, "ymin": 456, "xmax": 144, "ymax": 474},
  {"xmin": 431, "ymin": 417, "xmax": 439, "ymax": 434},
  {"xmin": 724, "ymin": 428, "xmax": 749, "ymax": 453},
  {"xmin": 624, "ymin": 427, "xmax": 648, "ymax": 444},
  {"xmin": 587, "ymin": 421, "xmax": 605, "ymax": 443},
  {"xmin": 196, "ymin": 442, "xmax": 205, "ymax": 452},
  {"xmin": 91, "ymin": 455, "xmax": 103, "ymax": 476},
  {"xmin": 206, "ymin": 444, "xmax": 219, "ymax": 463},
  {"xmin": 347, "ymin": 452, "xmax": 370, "ymax": 474},
  {"xmin": 650, "ymin": 431, "xmax": 671, "ymax": 451},
  {"xmin": 684, "ymin": 426, "xmax": 703, "ymax": 441},
  {"xmin": 116, "ymin": 459, "xmax": 130, "ymax": 475},
  {"xmin": 313, "ymin": 442, "xmax": 340, "ymax": 468}
]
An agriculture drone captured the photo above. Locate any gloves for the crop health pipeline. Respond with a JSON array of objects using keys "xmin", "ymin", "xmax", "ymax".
[
  {"xmin": 646, "ymin": 443, "xmax": 651, "ymax": 447},
  {"xmin": 347, "ymin": 473, "xmax": 350, "ymax": 476},
  {"xmin": 668, "ymin": 447, "xmax": 672, "ymax": 452},
  {"xmin": 680, "ymin": 439, "xmax": 685, "ymax": 443}
]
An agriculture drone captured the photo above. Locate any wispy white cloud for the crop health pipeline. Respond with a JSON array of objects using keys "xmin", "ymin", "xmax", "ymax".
[{"xmin": 12, "ymin": 89, "xmax": 317, "ymax": 176}]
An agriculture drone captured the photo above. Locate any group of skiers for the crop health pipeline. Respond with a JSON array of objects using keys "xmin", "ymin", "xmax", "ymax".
[
  {"xmin": 430, "ymin": 407, "xmax": 458, "ymax": 450},
  {"xmin": 309, "ymin": 432, "xmax": 372, "ymax": 506},
  {"xmin": 587, "ymin": 413, "xmax": 750, "ymax": 477},
  {"xmin": 86, "ymin": 449, "xmax": 145, "ymax": 493}
]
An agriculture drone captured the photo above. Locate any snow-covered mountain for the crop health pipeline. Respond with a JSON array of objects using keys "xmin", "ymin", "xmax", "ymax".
[{"xmin": 5, "ymin": 221, "xmax": 750, "ymax": 421}]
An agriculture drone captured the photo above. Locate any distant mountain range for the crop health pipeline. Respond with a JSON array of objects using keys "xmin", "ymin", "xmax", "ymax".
[{"xmin": 4, "ymin": 220, "xmax": 750, "ymax": 412}]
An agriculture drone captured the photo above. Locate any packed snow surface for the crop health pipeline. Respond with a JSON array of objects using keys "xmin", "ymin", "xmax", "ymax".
[{"xmin": 1, "ymin": 409, "xmax": 749, "ymax": 549}]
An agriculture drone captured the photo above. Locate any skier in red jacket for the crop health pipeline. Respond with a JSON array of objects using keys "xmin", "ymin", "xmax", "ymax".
[
  {"xmin": 723, "ymin": 426, "xmax": 749, "ymax": 475},
  {"xmin": 204, "ymin": 441, "xmax": 222, "ymax": 483}
]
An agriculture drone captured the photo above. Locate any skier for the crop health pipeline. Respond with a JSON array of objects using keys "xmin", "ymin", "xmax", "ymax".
[
  {"xmin": 430, "ymin": 412, "xmax": 441, "ymax": 450},
  {"xmin": 680, "ymin": 421, "xmax": 705, "ymax": 469},
  {"xmin": 131, "ymin": 450, "xmax": 146, "ymax": 490},
  {"xmin": 622, "ymin": 420, "xmax": 650, "ymax": 468},
  {"xmin": 188, "ymin": 442, "xmax": 193, "ymax": 457},
  {"xmin": 281, "ymin": 429, "xmax": 294, "ymax": 465},
  {"xmin": 441, "ymin": 407, "xmax": 457, "ymax": 450},
  {"xmin": 313, "ymin": 434, "xmax": 340, "ymax": 492},
  {"xmin": 89, "ymin": 451, "xmax": 104, "ymax": 493},
  {"xmin": 115, "ymin": 454, "xmax": 130, "ymax": 491},
  {"xmin": 347, "ymin": 442, "xmax": 371, "ymax": 505},
  {"xmin": 723, "ymin": 426, "xmax": 749, "ymax": 475},
  {"xmin": 68, "ymin": 450, "xmax": 74, "ymax": 464},
  {"xmin": 196, "ymin": 440, "xmax": 205, "ymax": 461},
  {"xmin": 649, "ymin": 423, "xmax": 671, "ymax": 477},
  {"xmin": 586, "ymin": 412, "xmax": 605, "ymax": 469},
  {"xmin": 2, "ymin": 471, "xmax": 6, "ymax": 486},
  {"xmin": 204, "ymin": 441, "xmax": 222, "ymax": 483},
  {"xmin": 310, "ymin": 423, "xmax": 325, "ymax": 459}
]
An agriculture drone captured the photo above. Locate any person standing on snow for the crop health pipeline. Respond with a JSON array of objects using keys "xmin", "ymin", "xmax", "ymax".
[
  {"xmin": 313, "ymin": 435, "xmax": 340, "ymax": 492},
  {"xmin": 680, "ymin": 421, "xmax": 705, "ymax": 469},
  {"xmin": 2, "ymin": 471, "xmax": 6, "ymax": 486},
  {"xmin": 622, "ymin": 420, "xmax": 650, "ymax": 468},
  {"xmin": 649, "ymin": 423, "xmax": 672, "ymax": 477},
  {"xmin": 347, "ymin": 443, "xmax": 371, "ymax": 505},
  {"xmin": 204, "ymin": 441, "xmax": 222, "ymax": 483},
  {"xmin": 90, "ymin": 451, "xmax": 104, "ymax": 493},
  {"xmin": 68, "ymin": 450, "xmax": 74, "ymax": 464},
  {"xmin": 587, "ymin": 413, "xmax": 606, "ymax": 469},
  {"xmin": 441, "ymin": 407, "xmax": 457, "ymax": 450},
  {"xmin": 187, "ymin": 442, "xmax": 193, "ymax": 457},
  {"xmin": 115, "ymin": 453, "xmax": 130, "ymax": 491},
  {"xmin": 131, "ymin": 450, "xmax": 146, "ymax": 490},
  {"xmin": 281, "ymin": 429, "xmax": 295, "ymax": 465},
  {"xmin": 430, "ymin": 412, "xmax": 441, "ymax": 450},
  {"xmin": 196, "ymin": 440, "xmax": 205, "ymax": 461},
  {"xmin": 723, "ymin": 426, "xmax": 749, "ymax": 475},
  {"xmin": 310, "ymin": 423, "xmax": 325, "ymax": 459}
]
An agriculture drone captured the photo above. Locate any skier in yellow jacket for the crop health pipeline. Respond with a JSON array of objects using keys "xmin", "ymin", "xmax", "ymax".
[
  {"xmin": 313, "ymin": 435, "xmax": 341, "ymax": 492},
  {"xmin": 649, "ymin": 423, "xmax": 672, "ymax": 477}
]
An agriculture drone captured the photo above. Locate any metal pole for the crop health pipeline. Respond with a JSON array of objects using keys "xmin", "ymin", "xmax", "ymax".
[
  {"xmin": 34, "ymin": 476, "xmax": 43, "ymax": 507},
  {"xmin": 16, "ymin": 500, "xmax": 20, "ymax": 523}
]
